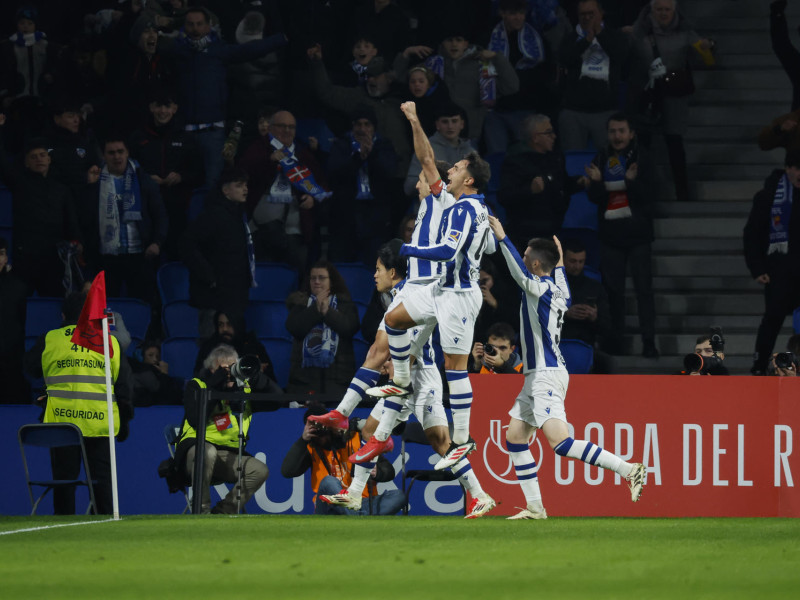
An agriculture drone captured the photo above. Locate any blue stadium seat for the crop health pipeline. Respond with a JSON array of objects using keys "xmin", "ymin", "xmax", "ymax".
[
  {"xmin": 560, "ymin": 339, "xmax": 594, "ymax": 375},
  {"xmin": 295, "ymin": 118, "xmax": 335, "ymax": 153},
  {"xmin": 334, "ymin": 262, "xmax": 375, "ymax": 304},
  {"xmin": 259, "ymin": 337, "xmax": 292, "ymax": 389},
  {"xmin": 245, "ymin": 301, "xmax": 290, "ymax": 339},
  {"xmin": 353, "ymin": 338, "xmax": 369, "ymax": 366},
  {"xmin": 162, "ymin": 301, "xmax": 199, "ymax": 338},
  {"xmin": 160, "ymin": 337, "xmax": 199, "ymax": 381},
  {"xmin": 107, "ymin": 297, "xmax": 151, "ymax": 340},
  {"xmin": 794, "ymin": 307, "xmax": 800, "ymax": 334},
  {"xmin": 354, "ymin": 301, "xmax": 368, "ymax": 323},
  {"xmin": 157, "ymin": 262, "xmax": 190, "ymax": 304},
  {"xmin": 25, "ymin": 297, "xmax": 64, "ymax": 338},
  {"xmin": 562, "ymin": 151, "xmax": 598, "ymax": 231},
  {"xmin": 188, "ymin": 187, "xmax": 208, "ymax": 222},
  {"xmin": 127, "ymin": 337, "xmax": 143, "ymax": 359},
  {"xmin": 250, "ymin": 262, "xmax": 298, "ymax": 301},
  {"xmin": 0, "ymin": 184, "xmax": 12, "ymax": 227}
]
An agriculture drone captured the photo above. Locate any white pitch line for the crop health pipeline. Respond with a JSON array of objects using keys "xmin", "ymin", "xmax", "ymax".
[{"xmin": 0, "ymin": 518, "xmax": 117, "ymax": 536}]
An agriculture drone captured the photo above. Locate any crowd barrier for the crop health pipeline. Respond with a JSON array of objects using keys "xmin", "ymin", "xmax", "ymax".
[{"xmin": 1, "ymin": 375, "xmax": 798, "ymax": 517}]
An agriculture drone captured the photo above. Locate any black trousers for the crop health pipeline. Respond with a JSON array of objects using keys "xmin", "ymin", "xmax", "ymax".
[
  {"xmin": 50, "ymin": 436, "xmax": 113, "ymax": 515},
  {"xmin": 753, "ymin": 264, "xmax": 800, "ymax": 371},
  {"xmin": 101, "ymin": 253, "xmax": 156, "ymax": 302},
  {"xmin": 601, "ymin": 242, "xmax": 656, "ymax": 349}
]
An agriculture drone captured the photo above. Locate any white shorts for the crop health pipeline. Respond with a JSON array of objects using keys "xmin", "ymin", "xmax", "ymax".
[
  {"xmin": 508, "ymin": 370, "xmax": 570, "ymax": 429},
  {"xmin": 381, "ymin": 281, "xmax": 436, "ymax": 360},
  {"xmin": 369, "ymin": 361, "xmax": 447, "ymax": 429},
  {"xmin": 400, "ymin": 281, "xmax": 481, "ymax": 354}
]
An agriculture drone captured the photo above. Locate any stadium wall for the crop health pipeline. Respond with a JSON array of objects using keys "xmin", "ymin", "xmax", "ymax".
[{"xmin": 1, "ymin": 376, "xmax": 798, "ymax": 517}]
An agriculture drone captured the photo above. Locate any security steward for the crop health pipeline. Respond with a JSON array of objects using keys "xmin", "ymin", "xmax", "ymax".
[
  {"xmin": 23, "ymin": 292, "xmax": 133, "ymax": 515},
  {"xmin": 172, "ymin": 343, "xmax": 278, "ymax": 514}
]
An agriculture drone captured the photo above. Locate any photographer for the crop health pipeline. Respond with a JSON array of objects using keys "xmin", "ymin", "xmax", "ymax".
[
  {"xmin": 281, "ymin": 403, "xmax": 405, "ymax": 516},
  {"xmin": 769, "ymin": 334, "xmax": 799, "ymax": 377},
  {"xmin": 683, "ymin": 330, "xmax": 729, "ymax": 376},
  {"xmin": 173, "ymin": 344, "xmax": 279, "ymax": 514},
  {"xmin": 469, "ymin": 322, "xmax": 524, "ymax": 374}
]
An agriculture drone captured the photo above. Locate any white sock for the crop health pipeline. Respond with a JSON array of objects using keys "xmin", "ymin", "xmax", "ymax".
[
  {"xmin": 451, "ymin": 458, "xmax": 484, "ymax": 497},
  {"xmin": 336, "ymin": 367, "xmax": 379, "ymax": 416},
  {"xmin": 386, "ymin": 325, "xmax": 411, "ymax": 386},
  {"xmin": 372, "ymin": 397, "xmax": 406, "ymax": 441},
  {"xmin": 506, "ymin": 440, "xmax": 542, "ymax": 506},
  {"xmin": 446, "ymin": 370, "xmax": 471, "ymax": 445},
  {"xmin": 347, "ymin": 462, "xmax": 373, "ymax": 497},
  {"xmin": 554, "ymin": 437, "xmax": 631, "ymax": 476}
]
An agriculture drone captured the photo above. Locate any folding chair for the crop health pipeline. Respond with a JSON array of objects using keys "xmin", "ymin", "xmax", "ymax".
[
  {"xmin": 246, "ymin": 301, "xmax": 290, "ymax": 339},
  {"xmin": 250, "ymin": 262, "xmax": 298, "ymax": 301},
  {"xmin": 161, "ymin": 337, "xmax": 199, "ymax": 381},
  {"xmin": 164, "ymin": 424, "xmax": 191, "ymax": 514},
  {"xmin": 25, "ymin": 297, "xmax": 64, "ymax": 338},
  {"xmin": 334, "ymin": 263, "xmax": 375, "ymax": 304},
  {"xmin": 157, "ymin": 262, "xmax": 190, "ymax": 304},
  {"xmin": 162, "ymin": 301, "xmax": 200, "ymax": 338},
  {"xmin": 107, "ymin": 297, "xmax": 151, "ymax": 340},
  {"xmin": 400, "ymin": 421, "xmax": 466, "ymax": 516},
  {"xmin": 259, "ymin": 337, "xmax": 292, "ymax": 389},
  {"xmin": 18, "ymin": 423, "xmax": 97, "ymax": 515}
]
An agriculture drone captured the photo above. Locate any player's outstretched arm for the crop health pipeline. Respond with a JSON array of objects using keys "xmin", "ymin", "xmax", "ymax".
[{"xmin": 401, "ymin": 101, "xmax": 439, "ymax": 187}]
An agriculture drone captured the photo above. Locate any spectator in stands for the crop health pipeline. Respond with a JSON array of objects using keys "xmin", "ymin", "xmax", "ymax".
[
  {"xmin": 84, "ymin": 137, "xmax": 167, "ymax": 301},
  {"xmin": 629, "ymin": 0, "xmax": 713, "ymax": 203},
  {"xmin": 351, "ymin": 0, "xmax": 412, "ymax": 61},
  {"xmin": 45, "ymin": 99, "xmax": 100, "ymax": 203},
  {"xmin": 421, "ymin": 27, "xmax": 519, "ymax": 141},
  {"xmin": 401, "ymin": 63, "xmax": 452, "ymax": 137},
  {"xmin": 193, "ymin": 309, "xmax": 281, "ymax": 392},
  {"xmin": 240, "ymin": 109, "xmax": 328, "ymax": 272},
  {"xmin": 159, "ymin": 6, "xmax": 287, "ymax": 187},
  {"xmin": 181, "ymin": 167, "xmax": 255, "ymax": 339},
  {"xmin": 768, "ymin": 334, "xmax": 799, "ymax": 377},
  {"xmin": 685, "ymin": 333, "xmax": 729, "ymax": 376},
  {"xmin": 397, "ymin": 214, "xmax": 416, "ymax": 243},
  {"xmin": 744, "ymin": 152, "xmax": 800, "ymax": 375},
  {"xmin": 285, "ymin": 260, "xmax": 359, "ymax": 396},
  {"xmin": 472, "ymin": 257, "xmax": 519, "ymax": 348},
  {"xmin": 0, "ymin": 117, "xmax": 83, "ymax": 297},
  {"xmin": 483, "ymin": 0, "xmax": 560, "ymax": 155},
  {"xmin": 327, "ymin": 105, "xmax": 397, "ymax": 264},
  {"xmin": 331, "ymin": 34, "xmax": 381, "ymax": 88},
  {"xmin": 758, "ymin": 107, "xmax": 800, "ymax": 158},
  {"xmin": 129, "ymin": 340, "xmax": 183, "ymax": 406},
  {"xmin": 557, "ymin": 0, "xmax": 631, "ymax": 151},
  {"xmin": 560, "ymin": 238, "xmax": 613, "ymax": 373},
  {"xmin": 0, "ymin": 236, "xmax": 29, "ymax": 403},
  {"xmin": 586, "ymin": 112, "xmax": 657, "ymax": 358},
  {"xmin": 470, "ymin": 321, "xmax": 523, "ymax": 374},
  {"xmin": 129, "ymin": 86, "xmax": 200, "ymax": 261},
  {"xmin": 404, "ymin": 102, "xmax": 476, "ymax": 197},
  {"xmin": 281, "ymin": 402, "xmax": 405, "ymax": 515},
  {"xmin": 498, "ymin": 113, "xmax": 588, "ymax": 251},
  {"xmin": 769, "ymin": 0, "xmax": 800, "ymax": 111}
]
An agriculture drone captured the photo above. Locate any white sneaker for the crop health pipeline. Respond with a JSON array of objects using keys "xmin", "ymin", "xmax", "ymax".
[
  {"xmin": 506, "ymin": 504, "xmax": 548, "ymax": 520},
  {"xmin": 434, "ymin": 439, "xmax": 476, "ymax": 470},
  {"xmin": 366, "ymin": 380, "xmax": 414, "ymax": 399},
  {"xmin": 626, "ymin": 463, "xmax": 646, "ymax": 502},
  {"xmin": 465, "ymin": 494, "xmax": 496, "ymax": 519},
  {"xmin": 320, "ymin": 488, "xmax": 362, "ymax": 510}
]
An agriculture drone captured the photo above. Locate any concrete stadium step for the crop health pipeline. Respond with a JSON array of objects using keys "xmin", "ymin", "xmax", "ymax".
[
  {"xmin": 651, "ymin": 254, "xmax": 747, "ymax": 276},
  {"xmin": 657, "ymin": 182, "xmax": 761, "ymax": 202},
  {"xmin": 652, "ymin": 238, "xmax": 743, "ymax": 253},
  {"xmin": 685, "ymin": 125, "xmax": 761, "ymax": 143},
  {"xmin": 638, "ymin": 275, "xmax": 759, "ymax": 292},
  {"xmin": 708, "ymin": 32, "xmax": 774, "ymax": 55},
  {"xmin": 682, "ymin": 143, "xmax": 783, "ymax": 165},
  {"xmin": 626, "ymin": 333, "xmax": 759, "ymax": 356},
  {"xmin": 694, "ymin": 87, "xmax": 792, "ymax": 104},
  {"xmin": 692, "ymin": 17, "xmax": 771, "ymax": 31},
  {"xmin": 609, "ymin": 355, "xmax": 758, "ymax": 376},
  {"xmin": 627, "ymin": 292, "xmax": 762, "ymax": 315},
  {"xmin": 712, "ymin": 54, "xmax": 785, "ymax": 70},
  {"xmin": 679, "ymin": 164, "xmax": 779, "ymax": 180},
  {"xmin": 653, "ymin": 200, "xmax": 751, "ymax": 216},
  {"xmin": 654, "ymin": 217, "xmax": 745, "ymax": 238},
  {"xmin": 689, "ymin": 102, "xmax": 786, "ymax": 126},
  {"xmin": 693, "ymin": 70, "xmax": 791, "ymax": 91},
  {"xmin": 684, "ymin": 0, "xmax": 800, "ymax": 18},
  {"xmin": 624, "ymin": 314, "xmax": 767, "ymax": 331}
]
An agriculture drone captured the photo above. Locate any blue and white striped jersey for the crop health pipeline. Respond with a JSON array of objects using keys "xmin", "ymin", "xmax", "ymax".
[
  {"xmin": 401, "ymin": 186, "xmax": 494, "ymax": 291},
  {"xmin": 407, "ymin": 186, "xmax": 456, "ymax": 282},
  {"xmin": 499, "ymin": 239, "xmax": 571, "ymax": 373}
]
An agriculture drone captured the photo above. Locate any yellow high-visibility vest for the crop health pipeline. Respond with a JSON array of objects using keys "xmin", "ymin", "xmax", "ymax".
[
  {"xmin": 41, "ymin": 325, "xmax": 121, "ymax": 437},
  {"xmin": 178, "ymin": 379, "xmax": 252, "ymax": 449}
]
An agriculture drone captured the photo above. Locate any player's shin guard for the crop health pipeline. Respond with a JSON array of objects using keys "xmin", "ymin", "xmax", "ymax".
[
  {"xmin": 446, "ymin": 370, "xmax": 472, "ymax": 444},
  {"xmin": 336, "ymin": 367, "xmax": 379, "ymax": 416},
  {"xmin": 348, "ymin": 461, "xmax": 374, "ymax": 497},
  {"xmin": 372, "ymin": 397, "xmax": 406, "ymax": 441},
  {"xmin": 506, "ymin": 441, "xmax": 542, "ymax": 504},
  {"xmin": 554, "ymin": 437, "xmax": 629, "ymax": 475},
  {"xmin": 386, "ymin": 326, "xmax": 411, "ymax": 386},
  {"xmin": 451, "ymin": 458, "xmax": 484, "ymax": 497}
]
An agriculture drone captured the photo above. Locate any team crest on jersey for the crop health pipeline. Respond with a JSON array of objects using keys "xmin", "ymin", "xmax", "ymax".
[{"xmin": 553, "ymin": 289, "xmax": 564, "ymax": 300}]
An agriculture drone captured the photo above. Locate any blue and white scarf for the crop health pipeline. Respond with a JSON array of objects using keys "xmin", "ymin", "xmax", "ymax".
[
  {"xmin": 349, "ymin": 132, "xmax": 375, "ymax": 200},
  {"xmin": 99, "ymin": 160, "xmax": 143, "ymax": 255},
  {"xmin": 576, "ymin": 24, "xmax": 610, "ymax": 82},
  {"xmin": 301, "ymin": 294, "xmax": 340, "ymax": 368},
  {"xmin": 10, "ymin": 31, "xmax": 46, "ymax": 47},
  {"xmin": 769, "ymin": 173, "xmax": 794, "ymax": 255},
  {"xmin": 268, "ymin": 135, "xmax": 331, "ymax": 203},
  {"xmin": 178, "ymin": 29, "xmax": 220, "ymax": 52},
  {"xmin": 488, "ymin": 21, "xmax": 544, "ymax": 70},
  {"xmin": 243, "ymin": 213, "xmax": 257, "ymax": 287},
  {"xmin": 351, "ymin": 60, "xmax": 369, "ymax": 84}
]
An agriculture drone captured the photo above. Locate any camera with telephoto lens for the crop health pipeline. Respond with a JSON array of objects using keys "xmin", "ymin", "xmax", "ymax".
[
  {"xmin": 683, "ymin": 327, "xmax": 725, "ymax": 375},
  {"xmin": 230, "ymin": 354, "xmax": 260, "ymax": 383},
  {"xmin": 774, "ymin": 352, "xmax": 796, "ymax": 370},
  {"xmin": 483, "ymin": 343, "xmax": 497, "ymax": 356}
]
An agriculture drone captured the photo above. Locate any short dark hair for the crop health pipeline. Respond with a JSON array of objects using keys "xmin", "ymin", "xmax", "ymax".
[
  {"xmin": 434, "ymin": 159, "xmax": 451, "ymax": 183},
  {"xmin": 219, "ymin": 167, "xmax": 249, "ymax": 187},
  {"xmin": 62, "ymin": 292, "xmax": 87, "ymax": 325},
  {"xmin": 463, "ymin": 151, "xmax": 490, "ymax": 193},
  {"xmin": 185, "ymin": 7, "xmax": 210, "ymax": 23},
  {"xmin": 23, "ymin": 137, "xmax": 49, "ymax": 155},
  {"xmin": 561, "ymin": 238, "xmax": 586, "ymax": 254},
  {"xmin": 499, "ymin": 0, "xmax": 527, "ymax": 11},
  {"xmin": 434, "ymin": 102, "xmax": 467, "ymax": 122},
  {"xmin": 102, "ymin": 137, "xmax": 128, "ymax": 151},
  {"xmin": 785, "ymin": 150, "xmax": 800, "ymax": 169},
  {"xmin": 487, "ymin": 322, "xmax": 516, "ymax": 343},
  {"xmin": 526, "ymin": 238, "xmax": 559, "ymax": 274},
  {"xmin": 377, "ymin": 239, "xmax": 407, "ymax": 279},
  {"xmin": 695, "ymin": 334, "xmax": 711, "ymax": 345},
  {"xmin": 0, "ymin": 236, "xmax": 8, "ymax": 251},
  {"xmin": 607, "ymin": 111, "xmax": 634, "ymax": 129}
]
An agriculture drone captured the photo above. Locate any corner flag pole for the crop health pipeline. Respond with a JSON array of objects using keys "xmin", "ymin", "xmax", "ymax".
[{"xmin": 102, "ymin": 313, "xmax": 120, "ymax": 521}]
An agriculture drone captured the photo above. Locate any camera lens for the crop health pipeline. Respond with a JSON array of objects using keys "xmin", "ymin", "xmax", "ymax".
[
  {"xmin": 484, "ymin": 343, "xmax": 497, "ymax": 356},
  {"xmin": 775, "ymin": 352, "xmax": 795, "ymax": 370}
]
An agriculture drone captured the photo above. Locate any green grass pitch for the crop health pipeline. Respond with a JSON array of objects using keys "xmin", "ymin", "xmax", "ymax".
[{"xmin": 1, "ymin": 516, "xmax": 799, "ymax": 599}]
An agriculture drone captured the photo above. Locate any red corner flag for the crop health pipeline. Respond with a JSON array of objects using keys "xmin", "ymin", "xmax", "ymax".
[{"xmin": 71, "ymin": 271, "xmax": 113, "ymax": 358}]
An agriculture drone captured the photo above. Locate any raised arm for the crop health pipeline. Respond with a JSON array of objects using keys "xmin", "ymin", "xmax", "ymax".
[
  {"xmin": 488, "ymin": 215, "xmax": 551, "ymax": 298},
  {"xmin": 401, "ymin": 101, "xmax": 439, "ymax": 186}
]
